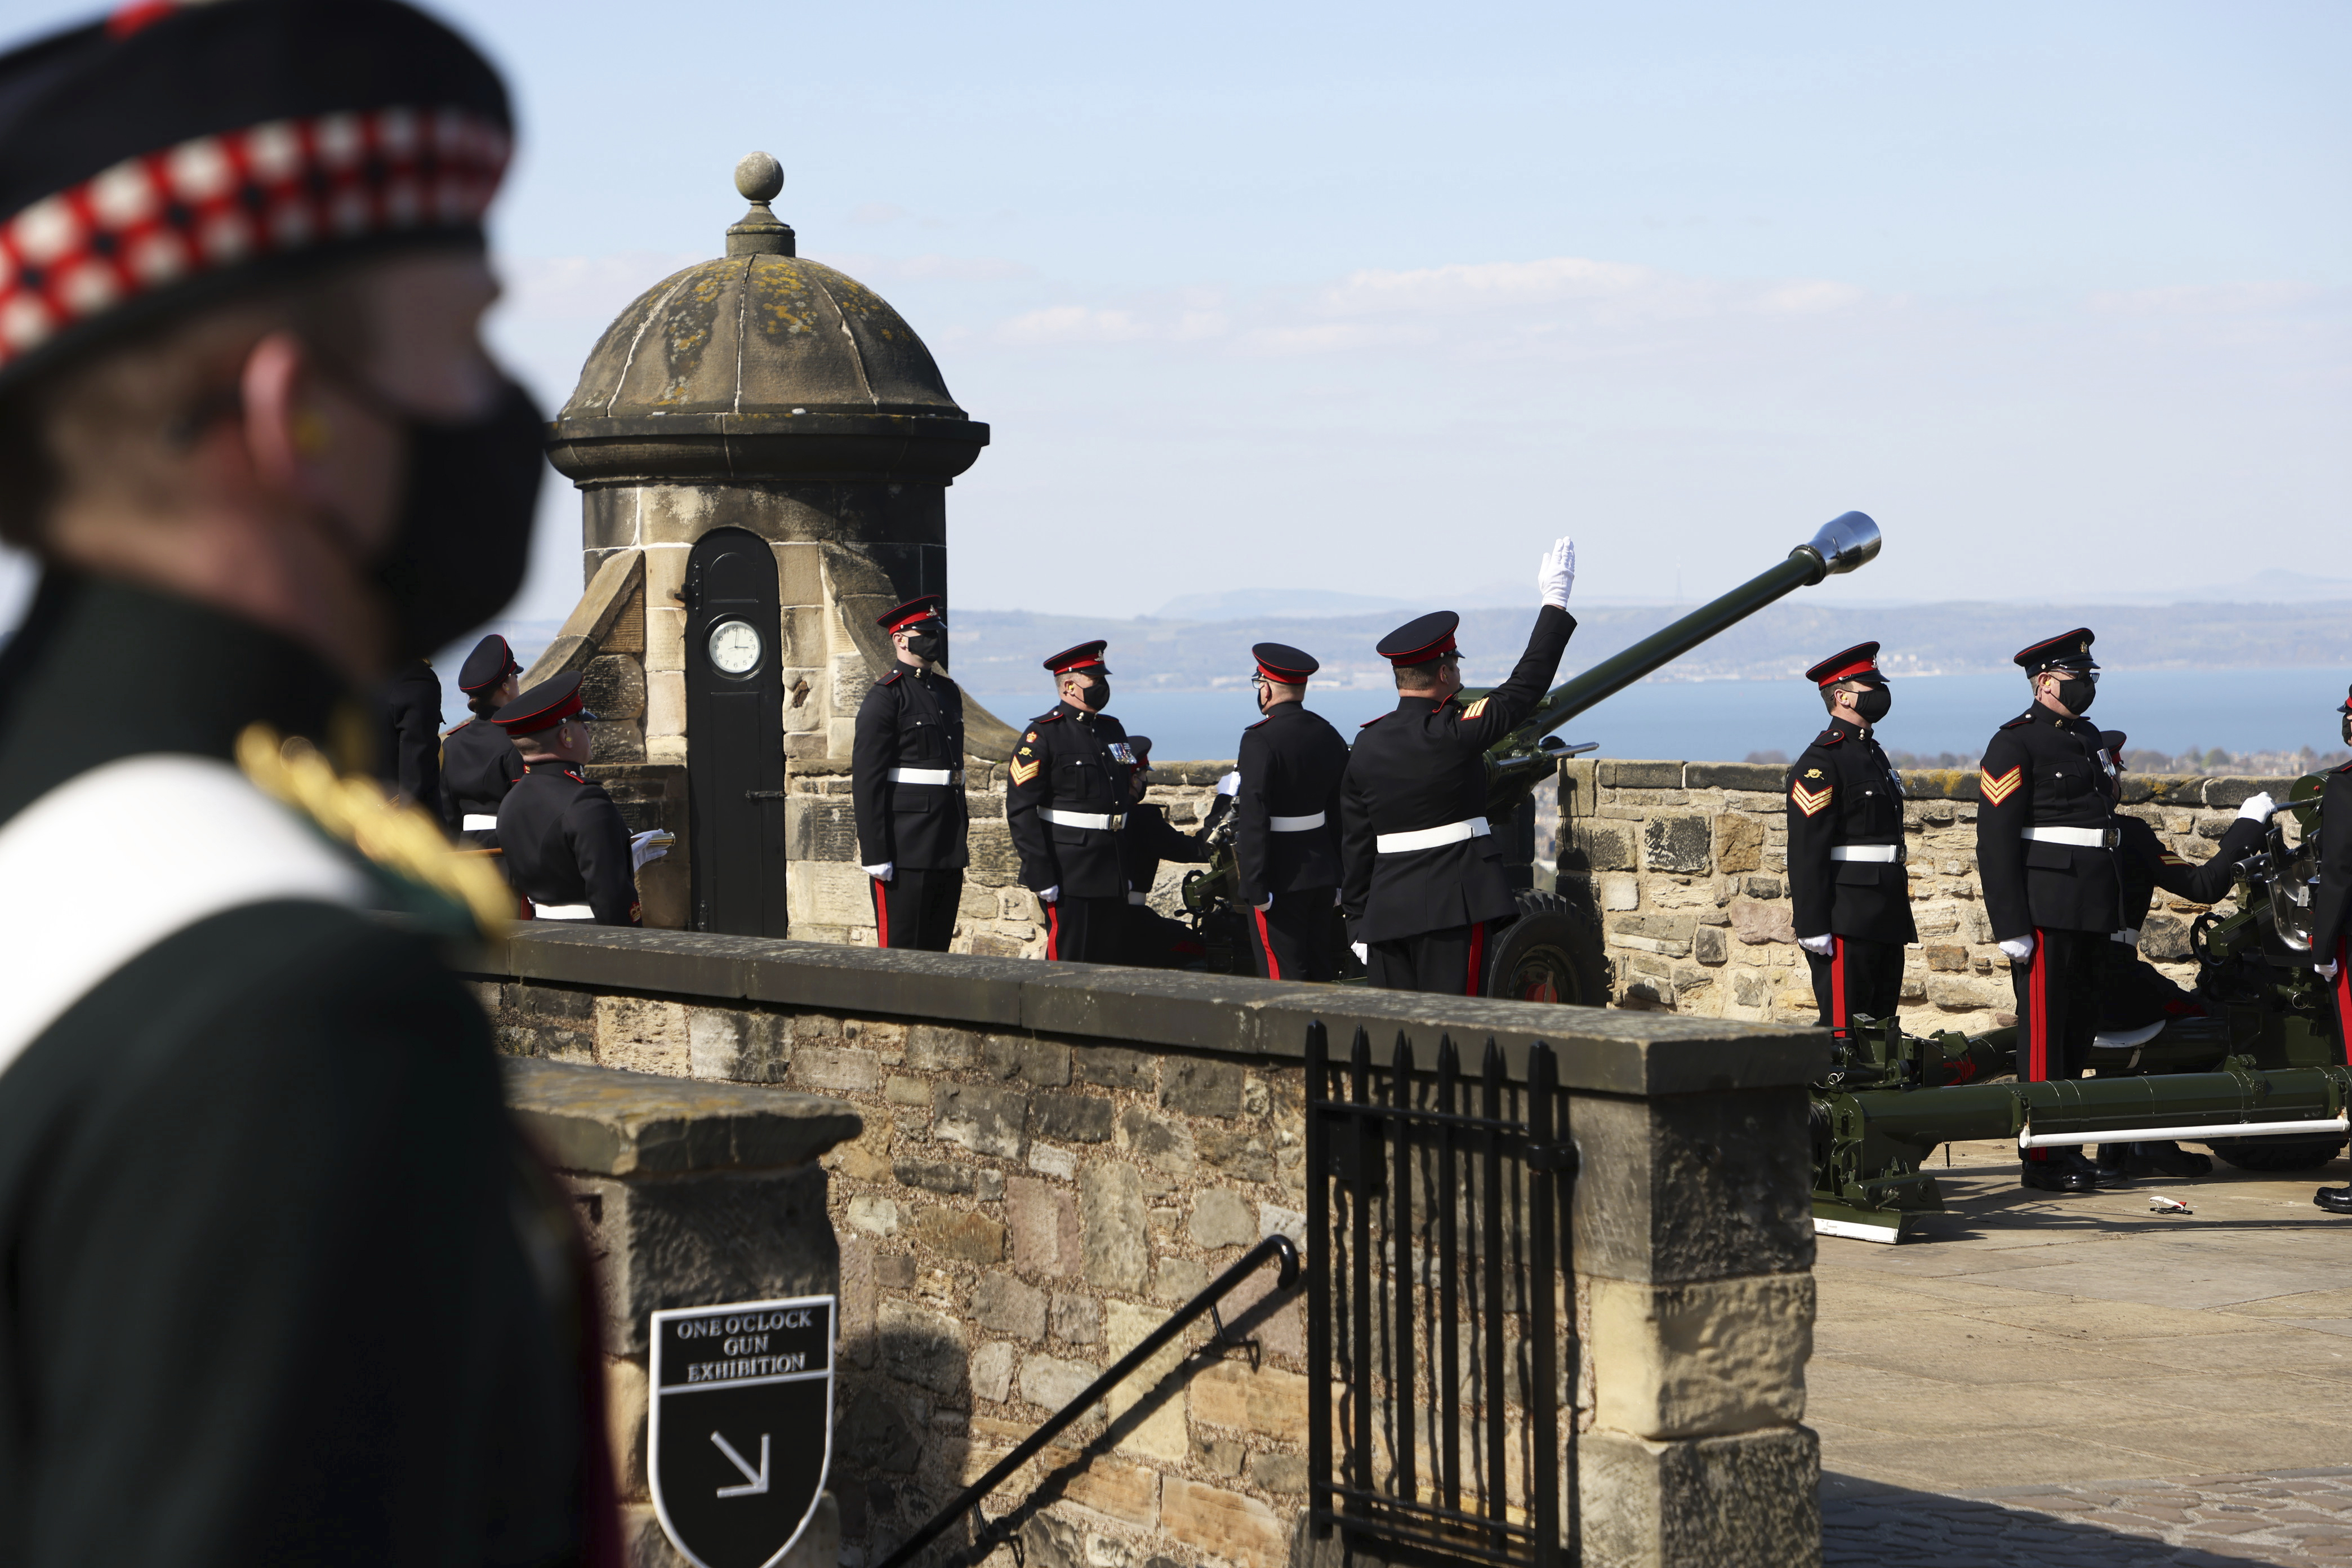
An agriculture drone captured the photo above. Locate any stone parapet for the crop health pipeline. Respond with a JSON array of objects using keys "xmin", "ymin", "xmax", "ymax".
[
  {"xmin": 1559, "ymin": 756, "xmax": 2295, "ymax": 1034},
  {"xmin": 467, "ymin": 929, "xmax": 1829, "ymax": 1568}
]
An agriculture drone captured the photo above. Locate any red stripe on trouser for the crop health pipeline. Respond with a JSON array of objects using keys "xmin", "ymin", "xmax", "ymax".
[
  {"xmin": 1465, "ymin": 921, "xmax": 1487, "ymax": 996},
  {"xmin": 2026, "ymin": 928, "xmax": 2051, "ymax": 1160},
  {"xmin": 1830, "ymin": 936, "xmax": 1848, "ymax": 1035},
  {"xmin": 1253, "ymin": 905, "xmax": 1282, "ymax": 981},
  {"xmin": 872, "ymin": 877, "xmax": 891, "ymax": 948},
  {"xmin": 2335, "ymin": 936, "xmax": 2351, "ymax": 1064},
  {"xmin": 1046, "ymin": 903, "xmax": 1061, "ymax": 961}
]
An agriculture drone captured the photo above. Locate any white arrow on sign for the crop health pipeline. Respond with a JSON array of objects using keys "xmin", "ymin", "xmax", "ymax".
[{"xmin": 710, "ymin": 1431, "xmax": 771, "ymax": 1498}]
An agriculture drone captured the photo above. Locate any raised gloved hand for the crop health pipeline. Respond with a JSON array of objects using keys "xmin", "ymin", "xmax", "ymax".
[
  {"xmin": 862, "ymin": 861, "xmax": 894, "ymax": 884},
  {"xmin": 1351, "ymin": 941, "xmax": 1369, "ymax": 965},
  {"xmin": 631, "ymin": 830, "xmax": 674, "ymax": 872},
  {"xmin": 1039, "ymin": 885, "xmax": 1059, "ymax": 906},
  {"xmin": 1537, "ymin": 536, "xmax": 1576, "ymax": 609},
  {"xmin": 1798, "ymin": 933, "xmax": 1834, "ymax": 957},
  {"xmin": 1999, "ymin": 934, "xmax": 2036, "ymax": 963},
  {"xmin": 1216, "ymin": 770, "xmax": 1241, "ymax": 798},
  {"xmin": 2238, "ymin": 791, "xmax": 2278, "ymax": 822}
]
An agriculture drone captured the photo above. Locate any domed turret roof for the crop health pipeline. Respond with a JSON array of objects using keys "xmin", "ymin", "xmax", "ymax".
[{"xmin": 546, "ymin": 153, "xmax": 987, "ymax": 485}]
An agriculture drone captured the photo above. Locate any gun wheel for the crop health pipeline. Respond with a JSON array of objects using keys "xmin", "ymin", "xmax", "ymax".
[
  {"xmin": 1482, "ymin": 890, "xmax": 1608, "ymax": 1006},
  {"xmin": 2208, "ymin": 1134, "xmax": 2348, "ymax": 1172}
]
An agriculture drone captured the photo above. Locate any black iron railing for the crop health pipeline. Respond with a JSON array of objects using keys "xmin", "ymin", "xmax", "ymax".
[{"xmin": 1307, "ymin": 1023, "xmax": 1580, "ymax": 1568}]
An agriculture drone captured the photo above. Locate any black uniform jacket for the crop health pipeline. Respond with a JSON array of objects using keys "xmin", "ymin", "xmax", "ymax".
[
  {"xmin": 1785, "ymin": 716, "xmax": 1917, "ymax": 945},
  {"xmin": 2119, "ymin": 813, "xmax": 2263, "ymax": 930},
  {"xmin": 1006, "ymin": 703, "xmax": 1137, "ymax": 899},
  {"xmin": 438, "ymin": 716, "xmax": 525, "ymax": 836},
  {"xmin": 1342, "ymin": 604, "xmax": 1575, "ymax": 943},
  {"xmin": 377, "ymin": 657, "xmax": 442, "ymax": 816},
  {"xmin": 498, "ymin": 759, "xmax": 640, "ymax": 925},
  {"xmin": 1235, "ymin": 702, "xmax": 1350, "ymax": 903},
  {"xmin": 1976, "ymin": 705, "xmax": 2123, "ymax": 939},
  {"xmin": 2309, "ymin": 765, "xmax": 2352, "ymax": 955},
  {"xmin": 1123, "ymin": 800, "xmax": 1217, "ymax": 899},
  {"xmin": 0, "ymin": 573, "xmax": 596, "ymax": 1565},
  {"xmin": 852, "ymin": 665, "xmax": 970, "ymax": 870}
]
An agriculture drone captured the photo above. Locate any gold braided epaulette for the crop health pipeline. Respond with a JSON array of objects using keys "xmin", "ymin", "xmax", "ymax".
[{"xmin": 237, "ymin": 721, "xmax": 512, "ymax": 938}]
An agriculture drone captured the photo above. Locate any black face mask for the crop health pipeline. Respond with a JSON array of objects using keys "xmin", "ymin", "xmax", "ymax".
[
  {"xmin": 1072, "ymin": 678, "xmax": 1110, "ymax": 710},
  {"xmin": 1853, "ymin": 685, "xmax": 1892, "ymax": 723},
  {"xmin": 906, "ymin": 631, "xmax": 946, "ymax": 663},
  {"xmin": 2055, "ymin": 675, "xmax": 2096, "ymax": 715},
  {"xmin": 369, "ymin": 376, "xmax": 547, "ymax": 661}
]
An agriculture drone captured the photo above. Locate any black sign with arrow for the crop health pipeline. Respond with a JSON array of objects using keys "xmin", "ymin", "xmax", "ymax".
[{"xmin": 650, "ymin": 1295, "xmax": 835, "ymax": 1568}]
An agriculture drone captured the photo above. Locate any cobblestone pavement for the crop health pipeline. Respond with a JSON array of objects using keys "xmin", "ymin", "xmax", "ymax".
[{"xmin": 1823, "ymin": 1469, "xmax": 2352, "ymax": 1566}]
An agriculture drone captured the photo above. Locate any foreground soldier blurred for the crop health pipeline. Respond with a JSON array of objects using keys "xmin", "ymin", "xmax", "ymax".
[
  {"xmin": 2306, "ymin": 687, "xmax": 2352, "ymax": 1215},
  {"xmin": 495, "ymin": 672, "xmax": 666, "ymax": 925},
  {"xmin": 0, "ymin": 3, "xmax": 618, "ymax": 1560},
  {"xmin": 440, "ymin": 630, "xmax": 527, "ymax": 845}
]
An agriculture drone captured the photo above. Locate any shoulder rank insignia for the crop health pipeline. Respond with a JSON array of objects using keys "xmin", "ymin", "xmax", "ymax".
[
  {"xmin": 1805, "ymin": 768, "xmax": 1824, "ymax": 779},
  {"xmin": 1790, "ymin": 779, "xmax": 1833, "ymax": 817},
  {"xmin": 1009, "ymin": 757, "xmax": 1043, "ymax": 786},
  {"xmin": 2158, "ymin": 850, "xmax": 2189, "ymax": 867},
  {"xmin": 1458, "ymin": 696, "xmax": 1490, "ymax": 720},
  {"xmin": 1979, "ymin": 764, "xmax": 2024, "ymax": 806}
]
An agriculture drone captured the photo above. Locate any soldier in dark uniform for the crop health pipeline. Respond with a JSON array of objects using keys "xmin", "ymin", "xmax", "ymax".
[
  {"xmin": 2304, "ymin": 688, "xmax": 2352, "ymax": 1214},
  {"xmin": 1342, "ymin": 537, "xmax": 1578, "ymax": 995},
  {"xmin": 1007, "ymin": 640, "xmax": 1139, "ymax": 963},
  {"xmin": 852, "ymin": 595, "xmax": 969, "ymax": 951},
  {"xmin": 1116, "ymin": 736, "xmax": 1219, "ymax": 968},
  {"xmin": 1787, "ymin": 643, "xmax": 1916, "ymax": 1040},
  {"xmin": 1235, "ymin": 642, "xmax": 1351, "ymax": 981},
  {"xmin": 377, "ymin": 657, "xmax": 443, "ymax": 816},
  {"xmin": 1976, "ymin": 629, "xmax": 2123, "ymax": 1193},
  {"xmin": 0, "ymin": 3, "xmax": 616, "ymax": 1559},
  {"xmin": 440, "ymin": 631, "xmax": 527, "ymax": 845},
  {"xmin": 2093, "ymin": 731, "xmax": 2275, "ymax": 1178},
  {"xmin": 493, "ymin": 672, "xmax": 663, "ymax": 925}
]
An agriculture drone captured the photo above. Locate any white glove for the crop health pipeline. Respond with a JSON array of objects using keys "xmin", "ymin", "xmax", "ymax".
[
  {"xmin": 2320, "ymin": 959, "xmax": 2341, "ymax": 983},
  {"xmin": 1255, "ymin": 895, "xmax": 1274, "ymax": 912},
  {"xmin": 862, "ymin": 861, "xmax": 894, "ymax": 883},
  {"xmin": 1999, "ymin": 935, "xmax": 2036, "ymax": 962},
  {"xmin": 1537, "ymin": 536, "xmax": 1576, "ymax": 609},
  {"xmin": 1216, "ymin": 770, "xmax": 1241, "ymax": 798},
  {"xmin": 1351, "ymin": 941, "xmax": 1369, "ymax": 964},
  {"xmin": 631, "ymin": 831, "xmax": 672, "ymax": 872},
  {"xmin": 1798, "ymin": 934, "xmax": 1834, "ymax": 957},
  {"xmin": 1039, "ymin": 885, "xmax": 1059, "ymax": 905},
  {"xmin": 2238, "ymin": 791, "xmax": 2278, "ymax": 822}
]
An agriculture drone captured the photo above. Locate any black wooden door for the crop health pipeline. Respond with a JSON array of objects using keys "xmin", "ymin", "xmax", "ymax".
[{"xmin": 684, "ymin": 527, "xmax": 787, "ymax": 936}]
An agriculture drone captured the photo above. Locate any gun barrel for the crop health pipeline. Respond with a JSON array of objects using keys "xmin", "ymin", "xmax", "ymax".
[{"xmin": 1497, "ymin": 510, "xmax": 1880, "ymax": 751}]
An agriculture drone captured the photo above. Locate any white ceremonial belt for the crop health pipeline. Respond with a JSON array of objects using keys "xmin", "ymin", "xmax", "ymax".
[
  {"xmin": 533, "ymin": 903, "xmax": 595, "ymax": 920},
  {"xmin": 889, "ymin": 767, "xmax": 960, "ymax": 785},
  {"xmin": 1043, "ymin": 808, "xmax": 1125, "ymax": 831},
  {"xmin": 2024, "ymin": 826, "xmax": 2118, "ymax": 849},
  {"xmin": 1269, "ymin": 812, "xmax": 1326, "ymax": 832},
  {"xmin": 1126, "ymin": 891, "xmax": 1148, "ymax": 905},
  {"xmin": 1377, "ymin": 818, "xmax": 1490, "ymax": 854},
  {"xmin": 1829, "ymin": 845, "xmax": 1903, "ymax": 863},
  {"xmin": 2113, "ymin": 926, "xmax": 2141, "ymax": 947},
  {"xmin": 462, "ymin": 813, "xmax": 497, "ymax": 830}
]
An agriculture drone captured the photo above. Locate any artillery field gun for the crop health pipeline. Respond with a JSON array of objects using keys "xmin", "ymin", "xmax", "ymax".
[
  {"xmin": 1175, "ymin": 511, "xmax": 1885, "ymax": 1000},
  {"xmin": 1813, "ymin": 780, "xmax": 2350, "ymax": 1242}
]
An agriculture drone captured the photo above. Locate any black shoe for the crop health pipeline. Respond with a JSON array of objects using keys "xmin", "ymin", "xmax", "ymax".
[
  {"xmin": 2022, "ymin": 1160, "xmax": 2100, "ymax": 1193},
  {"xmin": 2134, "ymin": 1141, "xmax": 2212, "ymax": 1178},
  {"xmin": 2095, "ymin": 1143, "xmax": 2136, "ymax": 1178},
  {"xmin": 2316, "ymin": 1186, "xmax": 2352, "ymax": 1215}
]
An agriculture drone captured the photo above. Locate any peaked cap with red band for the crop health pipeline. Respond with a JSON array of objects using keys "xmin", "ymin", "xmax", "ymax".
[
  {"xmin": 0, "ymin": 0, "xmax": 511, "ymax": 391},
  {"xmin": 877, "ymin": 594, "xmax": 945, "ymax": 635},
  {"xmin": 1805, "ymin": 641, "xmax": 1883, "ymax": 688},
  {"xmin": 1251, "ymin": 642, "xmax": 1318, "ymax": 683},
  {"xmin": 2337, "ymin": 682, "xmax": 2351, "ymax": 716},
  {"xmin": 1377, "ymin": 611, "xmax": 1459, "ymax": 666},
  {"xmin": 2014, "ymin": 627, "xmax": 2098, "ymax": 674},
  {"xmin": 1043, "ymin": 640, "xmax": 1110, "ymax": 676},
  {"xmin": 491, "ymin": 672, "xmax": 588, "ymax": 737},
  {"xmin": 457, "ymin": 631, "xmax": 520, "ymax": 693}
]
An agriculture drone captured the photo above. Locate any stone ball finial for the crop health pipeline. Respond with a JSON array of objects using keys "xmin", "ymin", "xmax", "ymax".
[{"xmin": 735, "ymin": 152, "xmax": 785, "ymax": 204}]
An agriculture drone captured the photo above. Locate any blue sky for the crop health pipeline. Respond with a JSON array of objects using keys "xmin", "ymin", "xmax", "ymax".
[{"xmin": 2, "ymin": 0, "xmax": 2346, "ymax": 629}]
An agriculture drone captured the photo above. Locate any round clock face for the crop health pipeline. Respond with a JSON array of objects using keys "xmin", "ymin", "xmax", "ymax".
[{"xmin": 707, "ymin": 618, "xmax": 763, "ymax": 676}]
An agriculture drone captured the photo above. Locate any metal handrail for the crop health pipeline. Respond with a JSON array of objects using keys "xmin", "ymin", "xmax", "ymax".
[{"xmin": 874, "ymin": 1233, "xmax": 1304, "ymax": 1568}]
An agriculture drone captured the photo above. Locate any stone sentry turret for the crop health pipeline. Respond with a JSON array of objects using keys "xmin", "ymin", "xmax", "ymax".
[{"xmin": 536, "ymin": 154, "xmax": 1023, "ymax": 934}]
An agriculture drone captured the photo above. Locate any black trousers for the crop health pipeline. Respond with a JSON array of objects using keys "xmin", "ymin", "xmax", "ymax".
[
  {"xmin": 1119, "ymin": 902, "xmax": 1208, "ymax": 969},
  {"xmin": 1249, "ymin": 887, "xmax": 1339, "ymax": 983},
  {"xmin": 1806, "ymin": 935, "xmax": 1905, "ymax": 1038},
  {"xmin": 2011, "ymin": 926, "xmax": 2106, "ymax": 1161},
  {"xmin": 1045, "ymin": 896, "xmax": 1125, "ymax": 964},
  {"xmin": 872, "ymin": 868, "xmax": 963, "ymax": 952},
  {"xmin": 1366, "ymin": 921, "xmax": 1489, "ymax": 997}
]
